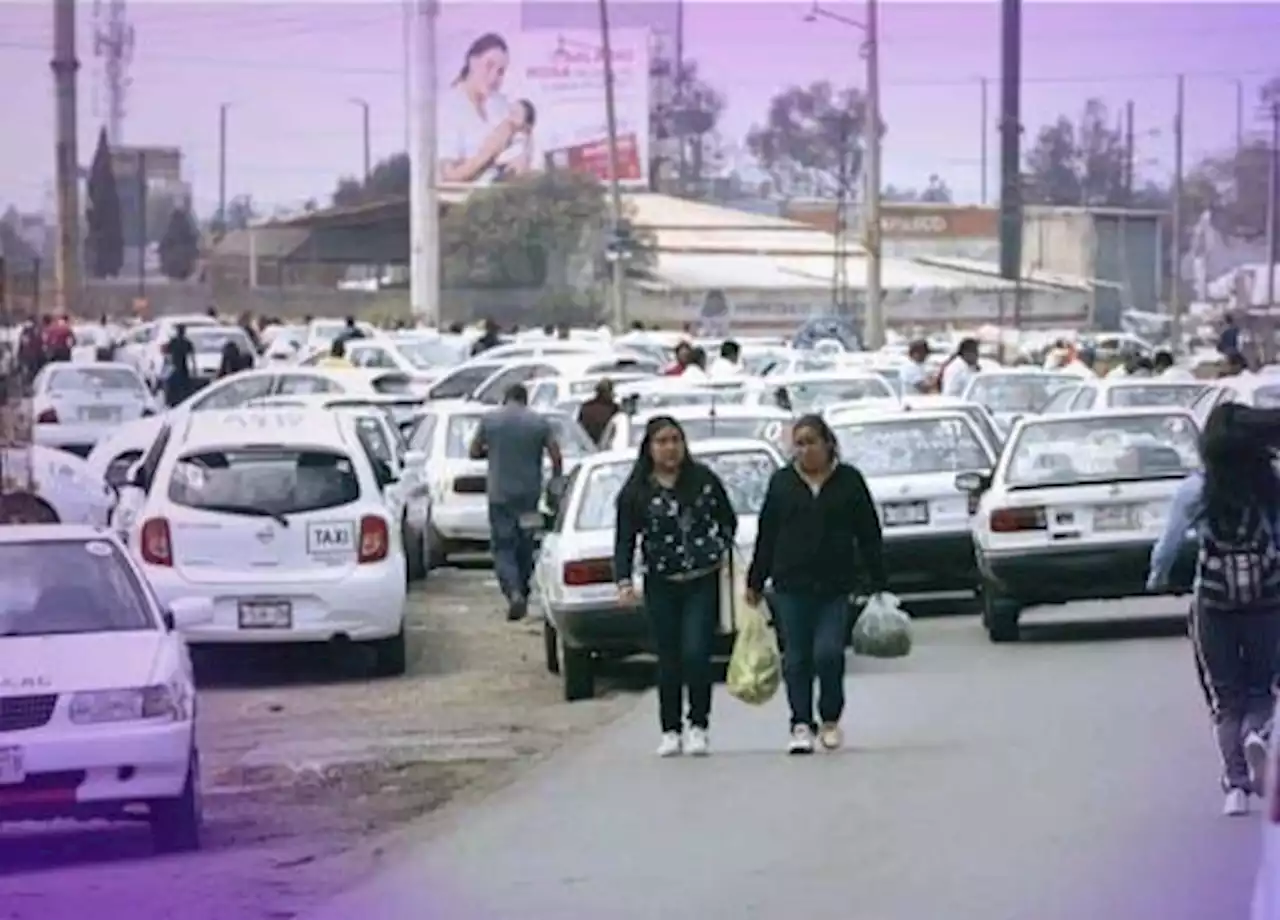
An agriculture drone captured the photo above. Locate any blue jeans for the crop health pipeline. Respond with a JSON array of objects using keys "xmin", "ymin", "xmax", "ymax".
[
  {"xmin": 644, "ymin": 573, "xmax": 719, "ymax": 733},
  {"xmin": 489, "ymin": 501, "xmax": 537, "ymax": 602},
  {"xmin": 771, "ymin": 592, "xmax": 851, "ymax": 730}
]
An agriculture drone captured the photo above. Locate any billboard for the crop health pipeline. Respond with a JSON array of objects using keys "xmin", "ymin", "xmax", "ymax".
[{"xmin": 438, "ymin": 29, "xmax": 649, "ymax": 187}]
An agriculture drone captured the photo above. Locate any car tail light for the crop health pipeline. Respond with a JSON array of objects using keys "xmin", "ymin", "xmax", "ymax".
[
  {"xmin": 36, "ymin": 408, "xmax": 57, "ymax": 424},
  {"xmin": 990, "ymin": 507, "xmax": 1047, "ymax": 533},
  {"xmin": 453, "ymin": 476, "xmax": 486, "ymax": 495},
  {"xmin": 563, "ymin": 558, "xmax": 614, "ymax": 586},
  {"xmin": 358, "ymin": 515, "xmax": 389, "ymax": 563},
  {"xmin": 140, "ymin": 517, "xmax": 173, "ymax": 566}
]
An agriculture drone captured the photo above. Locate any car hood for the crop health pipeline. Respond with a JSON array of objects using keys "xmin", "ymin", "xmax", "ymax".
[{"xmin": 0, "ymin": 631, "xmax": 170, "ymax": 693}]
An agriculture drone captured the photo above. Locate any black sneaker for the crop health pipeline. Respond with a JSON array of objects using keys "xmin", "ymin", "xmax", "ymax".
[{"xmin": 507, "ymin": 596, "xmax": 528, "ymax": 622}]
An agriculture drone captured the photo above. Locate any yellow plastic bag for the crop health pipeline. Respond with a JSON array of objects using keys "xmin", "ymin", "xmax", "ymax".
[{"xmin": 726, "ymin": 602, "xmax": 782, "ymax": 706}]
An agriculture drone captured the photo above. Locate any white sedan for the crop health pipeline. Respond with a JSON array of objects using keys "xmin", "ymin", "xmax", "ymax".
[
  {"xmin": 32, "ymin": 362, "xmax": 157, "ymax": 457},
  {"xmin": 746, "ymin": 370, "xmax": 897, "ymax": 414},
  {"xmin": 960, "ymin": 408, "xmax": 1202, "ymax": 642},
  {"xmin": 535, "ymin": 438, "xmax": 782, "ymax": 702},
  {"xmin": 0, "ymin": 445, "xmax": 118, "ymax": 526},
  {"xmin": 1038, "ymin": 377, "xmax": 1206, "ymax": 414},
  {"xmin": 597, "ymin": 404, "xmax": 793, "ymax": 454},
  {"xmin": 959, "ymin": 369, "xmax": 1077, "ymax": 434},
  {"xmin": 0, "ymin": 526, "xmax": 211, "ymax": 852}
]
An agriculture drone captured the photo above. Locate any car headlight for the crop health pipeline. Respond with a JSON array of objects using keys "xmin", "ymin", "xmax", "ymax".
[{"xmin": 68, "ymin": 684, "xmax": 189, "ymax": 724}]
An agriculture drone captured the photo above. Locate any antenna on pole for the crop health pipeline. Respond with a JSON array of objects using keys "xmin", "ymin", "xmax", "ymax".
[{"xmin": 95, "ymin": 0, "xmax": 134, "ymax": 145}]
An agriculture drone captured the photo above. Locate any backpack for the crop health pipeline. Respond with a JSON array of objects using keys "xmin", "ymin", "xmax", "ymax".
[{"xmin": 1198, "ymin": 505, "xmax": 1280, "ymax": 610}]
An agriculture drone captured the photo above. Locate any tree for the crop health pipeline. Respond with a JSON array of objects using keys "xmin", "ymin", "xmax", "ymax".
[
  {"xmin": 158, "ymin": 208, "xmax": 200, "ymax": 281},
  {"xmin": 745, "ymin": 81, "xmax": 877, "ymax": 199},
  {"xmin": 1023, "ymin": 98, "xmax": 1129, "ymax": 207},
  {"xmin": 224, "ymin": 196, "xmax": 257, "ymax": 232},
  {"xmin": 332, "ymin": 153, "xmax": 410, "ymax": 207},
  {"xmin": 145, "ymin": 191, "xmax": 179, "ymax": 244},
  {"xmin": 883, "ymin": 175, "xmax": 953, "ymax": 203},
  {"xmin": 649, "ymin": 53, "xmax": 727, "ymax": 194},
  {"xmin": 84, "ymin": 127, "xmax": 124, "ymax": 279}
]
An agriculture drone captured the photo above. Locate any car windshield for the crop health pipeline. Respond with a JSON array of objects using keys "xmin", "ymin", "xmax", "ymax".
[
  {"xmin": 398, "ymin": 338, "xmax": 467, "ymax": 369},
  {"xmin": 0, "ymin": 540, "xmax": 153, "ymax": 636},
  {"xmin": 1108, "ymin": 384, "xmax": 1204, "ymax": 408},
  {"xmin": 621, "ymin": 388, "xmax": 747, "ymax": 411},
  {"xmin": 446, "ymin": 413, "xmax": 595, "ymax": 459},
  {"xmin": 967, "ymin": 374, "xmax": 1073, "ymax": 413},
  {"xmin": 630, "ymin": 415, "xmax": 790, "ymax": 452},
  {"xmin": 575, "ymin": 450, "xmax": 778, "ymax": 531},
  {"xmin": 1005, "ymin": 414, "xmax": 1201, "ymax": 487},
  {"xmin": 784, "ymin": 377, "xmax": 894, "ymax": 412},
  {"xmin": 1251, "ymin": 385, "xmax": 1280, "ymax": 409},
  {"xmin": 188, "ymin": 328, "xmax": 254, "ymax": 354},
  {"xmin": 47, "ymin": 366, "xmax": 144, "ymax": 393},
  {"xmin": 168, "ymin": 448, "xmax": 362, "ymax": 515},
  {"xmin": 833, "ymin": 417, "xmax": 991, "ymax": 477}
]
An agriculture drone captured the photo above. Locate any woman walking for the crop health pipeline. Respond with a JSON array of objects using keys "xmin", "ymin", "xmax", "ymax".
[
  {"xmin": 1148, "ymin": 402, "xmax": 1280, "ymax": 815},
  {"xmin": 746, "ymin": 415, "xmax": 886, "ymax": 754},
  {"xmin": 615, "ymin": 417, "xmax": 738, "ymax": 758}
]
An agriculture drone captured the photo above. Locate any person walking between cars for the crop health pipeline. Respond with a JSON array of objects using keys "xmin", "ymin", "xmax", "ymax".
[
  {"xmin": 709, "ymin": 340, "xmax": 744, "ymax": 378},
  {"xmin": 1147, "ymin": 402, "xmax": 1280, "ymax": 816},
  {"xmin": 162, "ymin": 324, "xmax": 195, "ymax": 408},
  {"xmin": 901, "ymin": 338, "xmax": 932, "ymax": 394},
  {"xmin": 577, "ymin": 379, "xmax": 619, "ymax": 446},
  {"xmin": 614, "ymin": 417, "xmax": 738, "ymax": 758},
  {"xmin": 470, "ymin": 384, "xmax": 563, "ymax": 622},
  {"xmin": 939, "ymin": 338, "xmax": 980, "ymax": 396},
  {"xmin": 747, "ymin": 415, "xmax": 886, "ymax": 754},
  {"xmin": 43, "ymin": 313, "xmax": 74, "ymax": 363},
  {"xmin": 318, "ymin": 338, "xmax": 353, "ymax": 368}
]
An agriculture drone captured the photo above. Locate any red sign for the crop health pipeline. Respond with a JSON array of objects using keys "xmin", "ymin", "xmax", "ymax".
[{"xmin": 551, "ymin": 132, "xmax": 642, "ymax": 183}]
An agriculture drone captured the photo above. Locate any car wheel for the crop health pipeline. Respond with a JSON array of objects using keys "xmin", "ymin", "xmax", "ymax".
[
  {"xmin": 543, "ymin": 618, "xmax": 560, "ymax": 675},
  {"xmin": 561, "ymin": 642, "xmax": 594, "ymax": 702},
  {"xmin": 404, "ymin": 518, "xmax": 425, "ymax": 582},
  {"xmin": 982, "ymin": 589, "xmax": 1021, "ymax": 643},
  {"xmin": 0, "ymin": 493, "xmax": 58, "ymax": 525},
  {"xmin": 370, "ymin": 622, "xmax": 408, "ymax": 677},
  {"xmin": 426, "ymin": 525, "xmax": 448, "ymax": 568},
  {"xmin": 150, "ymin": 749, "xmax": 202, "ymax": 854}
]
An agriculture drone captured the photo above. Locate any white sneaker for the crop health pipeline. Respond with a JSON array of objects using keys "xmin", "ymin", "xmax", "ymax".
[
  {"xmin": 788, "ymin": 725, "xmax": 815, "ymax": 755},
  {"xmin": 656, "ymin": 732, "xmax": 682, "ymax": 758},
  {"xmin": 1245, "ymin": 732, "xmax": 1269, "ymax": 795},
  {"xmin": 685, "ymin": 727, "xmax": 709, "ymax": 757},
  {"xmin": 818, "ymin": 723, "xmax": 843, "ymax": 751},
  {"xmin": 1224, "ymin": 787, "xmax": 1250, "ymax": 816}
]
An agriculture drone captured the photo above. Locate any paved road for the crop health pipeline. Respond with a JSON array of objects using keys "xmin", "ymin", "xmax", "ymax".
[{"xmin": 306, "ymin": 600, "xmax": 1263, "ymax": 920}]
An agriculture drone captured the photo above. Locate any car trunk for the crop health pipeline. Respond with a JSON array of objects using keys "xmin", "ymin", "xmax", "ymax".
[{"xmin": 171, "ymin": 510, "xmax": 361, "ymax": 585}]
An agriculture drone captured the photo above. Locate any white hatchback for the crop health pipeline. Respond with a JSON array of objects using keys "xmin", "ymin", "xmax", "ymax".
[
  {"xmin": 0, "ymin": 526, "xmax": 210, "ymax": 852},
  {"xmin": 130, "ymin": 408, "xmax": 409, "ymax": 675}
]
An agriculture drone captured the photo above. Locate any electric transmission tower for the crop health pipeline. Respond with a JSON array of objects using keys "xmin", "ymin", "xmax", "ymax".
[{"xmin": 93, "ymin": 0, "xmax": 135, "ymax": 145}]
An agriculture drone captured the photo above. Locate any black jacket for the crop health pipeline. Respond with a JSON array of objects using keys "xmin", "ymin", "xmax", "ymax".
[
  {"xmin": 747, "ymin": 463, "xmax": 886, "ymax": 596},
  {"xmin": 613, "ymin": 462, "xmax": 737, "ymax": 583}
]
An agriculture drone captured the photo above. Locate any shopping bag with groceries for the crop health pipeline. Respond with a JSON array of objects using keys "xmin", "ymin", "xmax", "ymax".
[
  {"xmin": 726, "ymin": 600, "xmax": 782, "ymax": 706},
  {"xmin": 850, "ymin": 591, "xmax": 913, "ymax": 659}
]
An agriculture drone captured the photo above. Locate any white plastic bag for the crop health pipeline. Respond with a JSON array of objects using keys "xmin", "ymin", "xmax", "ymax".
[{"xmin": 850, "ymin": 592, "xmax": 913, "ymax": 659}]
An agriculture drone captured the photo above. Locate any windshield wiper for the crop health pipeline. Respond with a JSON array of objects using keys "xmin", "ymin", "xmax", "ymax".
[{"xmin": 197, "ymin": 503, "xmax": 290, "ymax": 527}]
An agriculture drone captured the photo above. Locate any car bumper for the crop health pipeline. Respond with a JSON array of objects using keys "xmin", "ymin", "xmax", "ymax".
[
  {"xmin": 144, "ymin": 567, "xmax": 406, "ymax": 644},
  {"xmin": 548, "ymin": 601, "xmax": 736, "ymax": 657},
  {"xmin": 978, "ymin": 539, "xmax": 1198, "ymax": 605},
  {"xmin": 34, "ymin": 421, "xmax": 118, "ymax": 455},
  {"xmin": 432, "ymin": 503, "xmax": 490, "ymax": 545},
  {"xmin": 882, "ymin": 530, "xmax": 977, "ymax": 596},
  {"xmin": 0, "ymin": 720, "xmax": 192, "ymax": 820}
]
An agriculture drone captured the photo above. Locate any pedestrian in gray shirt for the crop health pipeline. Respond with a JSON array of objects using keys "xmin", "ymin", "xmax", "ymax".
[{"xmin": 470, "ymin": 384, "xmax": 563, "ymax": 620}]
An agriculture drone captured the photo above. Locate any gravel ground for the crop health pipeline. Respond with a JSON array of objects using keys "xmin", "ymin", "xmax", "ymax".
[{"xmin": 0, "ymin": 565, "xmax": 644, "ymax": 920}]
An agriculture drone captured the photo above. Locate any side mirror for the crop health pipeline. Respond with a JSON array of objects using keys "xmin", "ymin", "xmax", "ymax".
[
  {"xmin": 403, "ymin": 449, "xmax": 426, "ymax": 468},
  {"xmin": 955, "ymin": 471, "xmax": 992, "ymax": 494},
  {"xmin": 165, "ymin": 596, "xmax": 215, "ymax": 630},
  {"xmin": 128, "ymin": 465, "xmax": 148, "ymax": 490}
]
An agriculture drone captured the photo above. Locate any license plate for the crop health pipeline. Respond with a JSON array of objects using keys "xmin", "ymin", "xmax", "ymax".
[
  {"xmin": 518, "ymin": 511, "xmax": 543, "ymax": 532},
  {"xmin": 306, "ymin": 522, "xmax": 356, "ymax": 555},
  {"xmin": 882, "ymin": 501, "xmax": 929, "ymax": 526},
  {"xmin": 0, "ymin": 747, "xmax": 25, "ymax": 786},
  {"xmin": 80, "ymin": 406, "xmax": 118, "ymax": 421},
  {"xmin": 238, "ymin": 600, "xmax": 292, "ymax": 629},
  {"xmin": 1094, "ymin": 504, "xmax": 1143, "ymax": 532}
]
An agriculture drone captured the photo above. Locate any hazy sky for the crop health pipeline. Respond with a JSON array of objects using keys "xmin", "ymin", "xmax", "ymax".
[{"xmin": 1, "ymin": 1, "xmax": 1276, "ymax": 216}]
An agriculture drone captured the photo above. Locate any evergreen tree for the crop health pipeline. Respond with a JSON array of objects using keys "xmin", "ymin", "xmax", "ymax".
[
  {"xmin": 158, "ymin": 207, "xmax": 200, "ymax": 280},
  {"xmin": 85, "ymin": 127, "xmax": 124, "ymax": 278}
]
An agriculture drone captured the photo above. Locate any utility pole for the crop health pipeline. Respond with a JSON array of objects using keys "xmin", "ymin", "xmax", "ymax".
[
  {"xmin": 52, "ymin": 0, "xmax": 82, "ymax": 315},
  {"xmin": 598, "ymin": 0, "xmax": 628, "ymax": 331},
  {"xmin": 1123, "ymin": 100, "xmax": 1135, "ymax": 203},
  {"xmin": 1265, "ymin": 101, "xmax": 1280, "ymax": 314},
  {"xmin": 1236, "ymin": 79, "xmax": 1246, "ymax": 155},
  {"xmin": 350, "ymin": 98, "xmax": 372, "ymax": 180},
  {"xmin": 409, "ymin": 0, "xmax": 440, "ymax": 324},
  {"xmin": 217, "ymin": 103, "xmax": 229, "ymax": 237},
  {"xmin": 862, "ymin": 0, "xmax": 883, "ymax": 350},
  {"xmin": 401, "ymin": 0, "xmax": 412, "ymax": 154},
  {"xmin": 997, "ymin": 0, "xmax": 1022, "ymax": 331},
  {"xmin": 979, "ymin": 77, "xmax": 989, "ymax": 205},
  {"xmin": 136, "ymin": 149, "xmax": 146, "ymax": 298},
  {"xmin": 674, "ymin": 0, "xmax": 686, "ymax": 194},
  {"xmin": 1170, "ymin": 75, "xmax": 1185, "ymax": 351}
]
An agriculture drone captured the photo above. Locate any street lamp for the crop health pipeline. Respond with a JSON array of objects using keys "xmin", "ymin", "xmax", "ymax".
[
  {"xmin": 348, "ymin": 97, "xmax": 372, "ymax": 181},
  {"xmin": 804, "ymin": 0, "xmax": 884, "ymax": 350},
  {"xmin": 217, "ymin": 103, "xmax": 230, "ymax": 238}
]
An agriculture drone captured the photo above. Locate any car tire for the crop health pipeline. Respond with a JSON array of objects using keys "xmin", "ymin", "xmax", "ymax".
[
  {"xmin": 982, "ymin": 590, "xmax": 1021, "ymax": 643},
  {"xmin": 404, "ymin": 518, "xmax": 425, "ymax": 582},
  {"xmin": 370, "ymin": 623, "xmax": 408, "ymax": 677},
  {"xmin": 150, "ymin": 749, "xmax": 202, "ymax": 854},
  {"xmin": 426, "ymin": 525, "xmax": 448, "ymax": 568},
  {"xmin": 0, "ymin": 493, "xmax": 58, "ymax": 525},
  {"xmin": 543, "ymin": 618, "xmax": 560, "ymax": 675},
  {"xmin": 561, "ymin": 643, "xmax": 594, "ymax": 702}
]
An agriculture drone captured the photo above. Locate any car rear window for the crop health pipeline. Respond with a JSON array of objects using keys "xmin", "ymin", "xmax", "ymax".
[
  {"xmin": 0, "ymin": 540, "xmax": 153, "ymax": 636},
  {"xmin": 168, "ymin": 448, "xmax": 362, "ymax": 515},
  {"xmin": 48, "ymin": 366, "xmax": 144, "ymax": 393}
]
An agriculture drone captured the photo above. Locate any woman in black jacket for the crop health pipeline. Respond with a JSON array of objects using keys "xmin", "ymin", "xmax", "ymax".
[
  {"xmin": 746, "ymin": 414, "xmax": 886, "ymax": 755},
  {"xmin": 615, "ymin": 416, "xmax": 737, "ymax": 758}
]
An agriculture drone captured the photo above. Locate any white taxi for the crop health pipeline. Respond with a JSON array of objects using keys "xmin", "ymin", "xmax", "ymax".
[
  {"xmin": 0, "ymin": 445, "xmax": 118, "ymax": 526},
  {"xmin": 129, "ymin": 408, "xmax": 409, "ymax": 675},
  {"xmin": 1038, "ymin": 377, "xmax": 1207, "ymax": 414},
  {"xmin": 830, "ymin": 408, "xmax": 997, "ymax": 603},
  {"xmin": 746, "ymin": 370, "xmax": 897, "ymax": 414},
  {"xmin": 959, "ymin": 368, "xmax": 1076, "ymax": 435},
  {"xmin": 535, "ymin": 439, "xmax": 782, "ymax": 702},
  {"xmin": 406, "ymin": 402, "xmax": 597, "ymax": 565},
  {"xmin": 0, "ymin": 526, "xmax": 210, "ymax": 852},
  {"xmin": 1191, "ymin": 372, "xmax": 1280, "ymax": 426},
  {"xmin": 598, "ymin": 404, "xmax": 793, "ymax": 455},
  {"xmin": 960, "ymin": 408, "xmax": 1202, "ymax": 642},
  {"xmin": 32, "ymin": 362, "xmax": 157, "ymax": 457}
]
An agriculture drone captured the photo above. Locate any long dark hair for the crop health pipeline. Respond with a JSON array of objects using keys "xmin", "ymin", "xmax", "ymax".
[
  {"xmin": 1199, "ymin": 402, "xmax": 1280, "ymax": 532},
  {"xmin": 617, "ymin": 416, "xmax": 703, "ymax": 512},
  {"xmin": 456, "ymin": 33, "xmax": 508, "ymax": 85},
  {"xmin": 792, "ymin": 413, "xmax": 840, "ymax": 465}
]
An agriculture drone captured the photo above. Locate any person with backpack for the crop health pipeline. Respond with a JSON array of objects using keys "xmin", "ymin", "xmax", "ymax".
[{"xmin": 1147, "ymin": 401, "xmax": 1280, "ymax": 816}]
